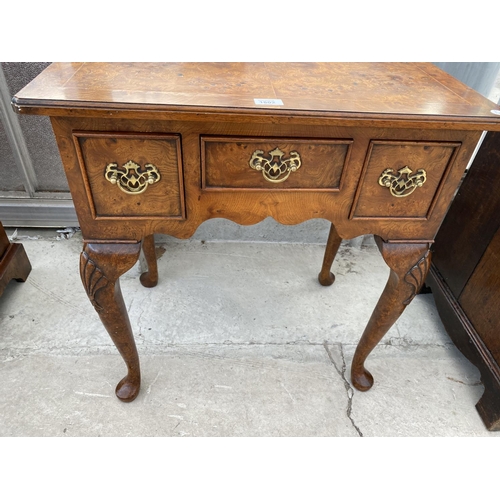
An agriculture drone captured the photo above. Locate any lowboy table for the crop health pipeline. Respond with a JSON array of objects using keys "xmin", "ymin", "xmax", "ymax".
[{"xmin": 12, "ymin": 63, "xmax": 500, "ymax": 402}]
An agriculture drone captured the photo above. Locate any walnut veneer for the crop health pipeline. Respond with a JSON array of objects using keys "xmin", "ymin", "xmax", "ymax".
[{"xmin": 12, "ymin": 63, "xmax": 500, "ymax": 403}]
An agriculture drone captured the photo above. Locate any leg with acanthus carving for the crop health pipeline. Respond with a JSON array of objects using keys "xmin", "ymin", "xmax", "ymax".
[
  {"xmin": 80, "ymin": 241, "xmax": 142, "ymax": 402},
  {"xmin": 351, "ymin": 236, "xmax": 431, "ymax": 391}
]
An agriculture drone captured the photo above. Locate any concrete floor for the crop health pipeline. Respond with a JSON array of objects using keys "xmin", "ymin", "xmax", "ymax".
[{"xmin": 0, "ymin": 227, "xmax": 497, "ymax": 437}]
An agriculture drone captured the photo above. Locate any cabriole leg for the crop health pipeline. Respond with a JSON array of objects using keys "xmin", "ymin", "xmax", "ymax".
[
  {"xmin": 140, "ymin": 234, "xmax": 158, "ymax": 288},
  {"xmin": 318, "ymin": 223, "xmax": 343, "ymax": 286},
  {"xmin": 80, "ymin": 241, "xmax": 142, "ymax": 402},
  {"xmin": 351, "ymin": 237, "xmax": 431, "ymax": 391}
]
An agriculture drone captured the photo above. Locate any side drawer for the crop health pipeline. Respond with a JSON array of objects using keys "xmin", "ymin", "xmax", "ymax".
[
  {"xmin": 201, "ymin": 136, "xmax": 352, "ymax": 190},
  {"xmin": 73, "ymin": 131, "xmax": 185, "ymax": 219},
  {"xmin": 350, "ymin": 140, "xmax": 462, "ymax": 219}
]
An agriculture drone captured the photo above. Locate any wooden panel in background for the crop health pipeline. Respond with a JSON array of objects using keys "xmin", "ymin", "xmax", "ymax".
[
  {"xmin": 459, "ymin": 226, "xmax": 500, "ymax": 363},
  {"xmin": 432, "ymin": 131, "xmax": 500, "ymax": 297}
]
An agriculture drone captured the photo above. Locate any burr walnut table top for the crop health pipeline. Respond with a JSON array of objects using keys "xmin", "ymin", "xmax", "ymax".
[{"xmin": 12, "ymin": 62, "xmax": 500, "ymax": 129}]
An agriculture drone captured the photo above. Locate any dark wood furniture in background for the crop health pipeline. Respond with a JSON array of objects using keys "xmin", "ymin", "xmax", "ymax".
[
  {"xmin": 428, "ymin": 131, "xmax": 500, "ymax": 431},
  {"xmin": 0, "ymin": 221, "xmax": 31, "ymax": 297},
  {"xmin": 11, "ymin": 63, "xmax": 500, "ymax": 403}
]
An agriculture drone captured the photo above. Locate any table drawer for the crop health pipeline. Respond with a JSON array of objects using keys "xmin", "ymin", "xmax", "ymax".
[
  {"xmin": 73, "ymin": 131, "xmax": 185, "ymax": 219},
  {"xmin": 201, "ymin": 136, "xmax": 352, "ymax": 190},
  {"xmin": 350, "ymin": 140, "xmax": 462, "ymax": 219}
]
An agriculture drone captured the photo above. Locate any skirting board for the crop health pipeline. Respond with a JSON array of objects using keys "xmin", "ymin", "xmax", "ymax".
[{"xmin": 0, "ymin": 198, "xmax": 78, "ymax": 228}]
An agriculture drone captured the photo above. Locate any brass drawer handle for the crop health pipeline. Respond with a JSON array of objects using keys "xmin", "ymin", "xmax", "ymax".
[
  {"xmin": 378, "ymin": 166, "xmax": 427, "ymax": 198},
  {"xmin": 249, "ymin": 147, "xmax": 301, "ymax": 183},
  {"xmin": 105, "ymin": 160, "xmax": 161, "ymax": 195}
]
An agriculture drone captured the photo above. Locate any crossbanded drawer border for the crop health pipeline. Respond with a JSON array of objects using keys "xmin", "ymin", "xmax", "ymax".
[
  {"xmin": 349, "ymin": 139, "xmax": 462, "ymax": 221},
  {"xmin": 72, "ymin": 130, "xmax": 186, "ymax": 221},
  {"xmin": 200, "ymin": 135, "xmax": 353, "ymax": 192}
]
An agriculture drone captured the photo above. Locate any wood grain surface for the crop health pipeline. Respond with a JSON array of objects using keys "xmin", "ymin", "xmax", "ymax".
[
  {"xmin": 202, "ymin": 137, "xmax": 351, "ymax": 190},
  {"xmin": 351, "ymin": 140, "xmax": 461, "ymax": 219},
  {"xmin": 50, "ymin": 116, "xmax": 481, "ymax": 242},
  {"xmin": 73, "ymin": 132, "xmax": 185, "ymax": 219},
  {"xmin": 12, "ymin": 63, "xmax": 500, "ymax": 130}
]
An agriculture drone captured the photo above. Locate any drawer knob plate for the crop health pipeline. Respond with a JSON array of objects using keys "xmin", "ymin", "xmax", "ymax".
[
  {"xmin": 105, "ymin": 160, "xmax": 161, "ymax": 195},
  {"xmin": 249, "ymin": 147, "xmax": 301, "ymax": 183},
  {"xmin": 378, "ymin": 166, "xmax": 427, "ymax": 198}
]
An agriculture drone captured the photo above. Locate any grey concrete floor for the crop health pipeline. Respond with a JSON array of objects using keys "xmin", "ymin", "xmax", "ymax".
[{"xmin": 0, "ymin": 227, "xmax": 497, "ymax": 437}]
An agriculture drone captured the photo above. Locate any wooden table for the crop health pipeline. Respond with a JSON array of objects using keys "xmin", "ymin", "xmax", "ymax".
[{"xmin": 12, "ymin": 63, "xmax": 500, "ymax": 403}]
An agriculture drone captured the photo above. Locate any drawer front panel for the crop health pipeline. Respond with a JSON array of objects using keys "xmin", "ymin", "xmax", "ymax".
[
  {"xmin": 350, "ymin": 140, "xmax": 461, "ymax": 219},
  {"xmin": 73, "ymin": 132, "xmax": 185, "ymax": 219},
  {"xmin": 202, "ymin": 136, "xmax": 352, "ymax": 190}
]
